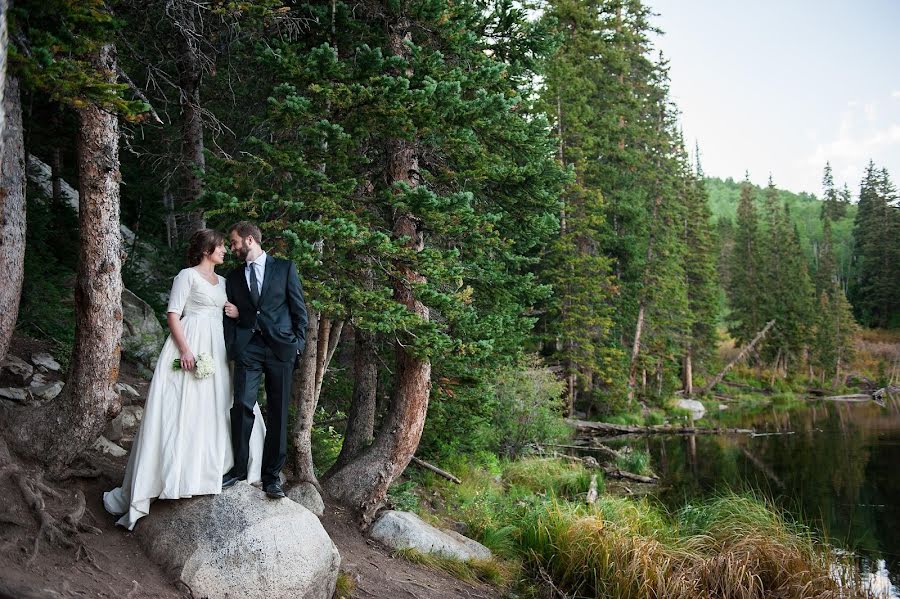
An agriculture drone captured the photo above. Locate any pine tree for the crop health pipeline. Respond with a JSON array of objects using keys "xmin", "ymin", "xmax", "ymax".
[
  {"xmin": 821, "ymin": 162, "xmax": 848, "ymax": 221},
  {"xmin": 727, "ymin": 175, "xmax": 763, "ymax": 346},
  {"xmin": 815, "ymin": 216, "xmax": 838, "ymax": 296},
  {"xmin": 538, "ymin": 0, "xmax": 621, "ymax": 412},
  {"xmin": 812, "ymin": 281, "xmax": 859, "ymax": 386},
  {"xmin": 680, "ymin": 145, "xmax": 719, "ymax": 393},
  {"xmin": 757, "ymin": 177, "xmax": 814, "ymax": 374},
  {"xmin": 202, "ymin": 0, "xmax": 566, "ymax": 517}
]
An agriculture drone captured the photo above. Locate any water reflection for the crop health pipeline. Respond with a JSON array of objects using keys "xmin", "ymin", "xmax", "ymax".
[{"xmin": 606, "ymin": 398, "xmax": 900, "ymax": 596}]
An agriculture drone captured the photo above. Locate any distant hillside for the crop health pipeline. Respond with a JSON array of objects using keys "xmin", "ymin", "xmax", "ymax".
[{"xmin": 705, "ymin": 176, "xmax": 857, "ymax": 280}]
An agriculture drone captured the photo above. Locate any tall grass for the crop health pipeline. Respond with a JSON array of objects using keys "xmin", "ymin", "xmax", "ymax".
[
  {"xmin": 519, "ymin": 493, "xmax": 870, "ymax": 598},
  {"xmin": 425, "ymin": 458, "xmax": 875, "ymax": 598}
]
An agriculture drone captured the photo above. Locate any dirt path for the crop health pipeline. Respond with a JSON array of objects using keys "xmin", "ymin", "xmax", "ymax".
[
  {"xmin": 0, "ymin": 466, "xmax": 502, "ymax": 599},
  {"xmin": 323, "ymin": 505, "xmax": 501, "ymax": 599}
]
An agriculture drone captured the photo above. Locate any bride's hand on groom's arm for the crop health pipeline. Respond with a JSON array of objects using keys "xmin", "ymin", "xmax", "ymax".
[{"xmin": 224, "ymin": 301, "xmax": 239, "ymax": 319}]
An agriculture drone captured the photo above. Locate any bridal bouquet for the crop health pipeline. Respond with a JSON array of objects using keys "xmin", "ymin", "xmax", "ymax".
[{"xmin": 172, "ymin": 353, "xmax": 215, "ymax": 380}]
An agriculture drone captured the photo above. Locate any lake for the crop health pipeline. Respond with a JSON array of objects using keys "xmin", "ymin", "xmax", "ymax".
[{"xmin": 604, "ymin": 397, "xmax": 900, "ymax": 597}]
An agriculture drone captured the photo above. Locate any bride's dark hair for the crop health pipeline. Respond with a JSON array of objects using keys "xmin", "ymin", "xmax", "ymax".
[{"xmin": 186, "ymin": 229, "xmax": 225, "ymax": 266}]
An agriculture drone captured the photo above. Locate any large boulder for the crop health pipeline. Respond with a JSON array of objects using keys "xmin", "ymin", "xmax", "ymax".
[
  {"xmin": 370, "ymin": 510, "xmax": 492, "ymax": 562},
  {"xmin": 121, "ymin": 289, "xmax": 165, "ymax": 369},
  {"xmin": 675, "ymin": 398, "xmax": 706, "ymax": 420},
  {"xmin": 136, "ymin": 482, "xmax": 340, "ymax": 599}
]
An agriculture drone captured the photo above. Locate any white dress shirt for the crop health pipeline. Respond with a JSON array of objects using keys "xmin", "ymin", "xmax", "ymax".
[{"xmin": 244, "ymin": 251, "xmax": 267, "ymax": 296}]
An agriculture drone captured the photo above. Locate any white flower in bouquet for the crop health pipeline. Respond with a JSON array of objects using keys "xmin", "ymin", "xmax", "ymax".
[{"xmin": 172, "ymin": 353, "xmax": 215, "ymax": 380}]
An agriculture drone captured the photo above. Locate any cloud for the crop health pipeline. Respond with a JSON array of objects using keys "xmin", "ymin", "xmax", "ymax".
[{"xmin": 806, "ymin": 97, "xmax": 900, "ymax": 167}]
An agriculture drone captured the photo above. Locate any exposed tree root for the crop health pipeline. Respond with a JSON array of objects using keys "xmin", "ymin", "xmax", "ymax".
[{"xmin": 0, "ymin": 437, "xmax": 102, "ymax": 565}]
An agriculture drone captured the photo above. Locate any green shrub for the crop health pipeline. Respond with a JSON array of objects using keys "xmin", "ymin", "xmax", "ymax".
[
  {"xmin": 615, "ymin": 449, "xmax": 651, "ymax": 476},
  {"xmin": 387, "ymin": 479, "xmax": 421, "ymax": 513},
  {"xmin": 489, "ymin": 364, "xmax": 570, "ymax": 457}
]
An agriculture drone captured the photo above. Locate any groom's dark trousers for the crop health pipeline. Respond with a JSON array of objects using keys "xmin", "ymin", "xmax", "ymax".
[{"xmin": 224, "ymin": 255, "xmax": 307, "ymax": 486}]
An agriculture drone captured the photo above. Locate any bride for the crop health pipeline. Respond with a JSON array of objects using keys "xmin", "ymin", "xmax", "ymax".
[{"xmin": 104, "ymin": 229, "xmax": 265, "ymax": 530}]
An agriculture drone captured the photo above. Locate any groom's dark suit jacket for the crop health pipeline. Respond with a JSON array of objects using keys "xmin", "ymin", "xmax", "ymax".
[{"xmin": 224, "ymin": 255, "xmax": 308, "ymax": 363}]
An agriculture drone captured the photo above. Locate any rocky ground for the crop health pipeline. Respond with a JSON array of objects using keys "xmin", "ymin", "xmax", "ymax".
[{"xmin": 0, "ymin": 334, "xmax": 501, "ymax": 599}]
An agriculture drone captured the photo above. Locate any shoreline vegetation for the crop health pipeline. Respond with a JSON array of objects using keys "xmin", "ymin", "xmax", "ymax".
[
  {"xmin": 384, "ymin": 455, "xmax": 878, "ymax": 599},
  {"xmin": 370, "ymin": 332, "xmax": 899, "ymax": 598}
]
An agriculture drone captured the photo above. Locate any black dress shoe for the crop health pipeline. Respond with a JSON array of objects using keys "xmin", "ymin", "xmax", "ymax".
[
  {"xmin": 263, "ymin": 481, "xmax": 286, "ymax": 499},
  {"xmin": 222, "ymin": 473, "xmax": 245, "ymax": 489}
]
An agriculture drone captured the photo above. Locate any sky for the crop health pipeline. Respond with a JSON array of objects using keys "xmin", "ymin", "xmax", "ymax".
[{"xmin": 645, "ymin": 0, "xmax": 900, "ymax": 198}]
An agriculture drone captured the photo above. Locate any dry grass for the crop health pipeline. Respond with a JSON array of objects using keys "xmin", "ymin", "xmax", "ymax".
[{"xmin": 519, "ymin": 495, "xmax": 875, "ymax": 599}]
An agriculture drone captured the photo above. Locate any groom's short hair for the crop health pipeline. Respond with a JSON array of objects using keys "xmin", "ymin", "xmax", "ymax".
[{"xmin": 230, "ymin": 221, "xmax": 262, "ymax": 244}]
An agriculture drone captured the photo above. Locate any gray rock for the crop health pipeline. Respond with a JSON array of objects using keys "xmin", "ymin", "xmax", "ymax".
[
  {"xmin": 370, "ymin": 510, "xmax": 492, "ymax": 562},
  {"xmin": 31, "ymin": 352, "xmax": 61, "ymax": 372},
  {"xmin": 1, "ymin": 355, "xmax": 33, "ymax": 386},
  {"xmin": 27, "ymin": 154, "xmax": 136, "ymax": 245},
  {"xmin": 31, "ymin": 381, "xmax": 64, "ymax": 400},
  {"xmin": 136, "ymin": 482, "xmax": 340, "ymax": 599},
  {"xmin": 105, "ymin": 405, "xmax": 144, "ymax": 442},
  {"xmin": 675, "ymin": 398, "xmax": 706, "ymax": 420},
  {"xmin": 121, "ymin": 289, "xmax": 165, "ymax": 369},
  {"xmin": 28, "ymin": 154, "xmax": 167, "ymax": 290},
  {"xmin": 93, "ymin": 436, "xmax": 128, "ymax": 457},
  {"xmin": 443, "ymin": 530, "xmax": 492, "ymax": 560},
  {"xmin": 29, "ymin": 373, "xmax": 49, "ymax": 388},
  {"xmin": 115, "ymin": 382, "xmax": 141, "ymax": 398},
  {"xmin": 287, "ymin": 482, "xmax": 325, "ymax": 517},
  {"xmin": 104, "ymin": 415, "xmax": 125, "ymax": 442},
  {"xmin": 120, "ymin": 405, "xmax": 143, "ymax": 429},
  {"xmin": 0, "ymin": 387, "xmax": 29, "ymax": 402}
]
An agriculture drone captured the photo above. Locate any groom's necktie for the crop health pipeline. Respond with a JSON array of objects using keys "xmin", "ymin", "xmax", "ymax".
[{"xmin": 248, "ymin": 262, "xmax": 260, "ymax": 306}]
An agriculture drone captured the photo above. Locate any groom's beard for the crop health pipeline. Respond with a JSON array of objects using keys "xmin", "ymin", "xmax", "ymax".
[{"xmin": 234, "ymin": 241, "xmax": 250, "ymax": 261}]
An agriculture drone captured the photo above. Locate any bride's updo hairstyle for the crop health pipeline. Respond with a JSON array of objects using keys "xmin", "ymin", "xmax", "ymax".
[{"xmin": 187, "ymin": 228, "xmax": 226, "ymax": 266}]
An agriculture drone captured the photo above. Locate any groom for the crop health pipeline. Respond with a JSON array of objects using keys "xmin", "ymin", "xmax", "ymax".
[{"xmin": 222, "ymin": 221, "xmax": 307, "ymax": 499}]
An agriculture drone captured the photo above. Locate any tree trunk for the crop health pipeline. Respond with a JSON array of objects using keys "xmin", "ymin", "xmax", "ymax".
[
  {"xmin": 322, "ymin": 19, "xmax": 432, "ymax": 526},
  {"xmin": 682, "ymin": 348, "xmax": 693, "ymax": 395},
  {"xmin": 0, "ymin": 74, "xmax": 25, "ymax": 364},
  {"xmin": 4, "ymin": 45, "xmax": 124, "ymax": 471},
  {"xmin": 627, "ymin": 195, "xmax": 662, "ymax": 400},
  {"xmin": 0, "ymin": 0, "xmax": 7, "ymax": 156},
  {"xmin": 328, "ymin": 322, "xmax": 377, "ymax": 473},
  {"xmin": 173, "ymin": 1, "xmax": 205, "ymax": 240},
  {"xmin": 699, "ymin": 320, "xmax": 775, "ymax": 395},
  {"xmin": 627, "ymin": 303, "xmax": 645, "ymax": 396},
  {"xmin": 291, "ymin": 307, "xmax": 321, "ymax": 486},
  {"xmin": 313, "ymin": 317, "xmax": 332, "ymax": 402}
]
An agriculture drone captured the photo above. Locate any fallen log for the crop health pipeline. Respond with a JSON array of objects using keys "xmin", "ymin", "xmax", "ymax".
[
  {"xmin": 540, "ymin": 442, "xmax": 625, "ymax": 461},
  {"xmin": 409, "ymin": 456, "xmax": 461, "ymax": 484},
  {"xmin": 808, "ymin": 386, "xmax": 897, "ymax": 407},
  {"xmin": 567, "ymin": 419, "xmax": 754, "ymax": 437},
  {"xmin": 601, "ymin": 466, "xmax": 658, "ymax": 484},
  {"xmin": 807, "ymin": 394, "xmax": 871, "ymax": 403},
  {"xmin": 699, "ymin": 320, "xmax": 775, "ymax": 395},
  {"xmin": 573, "ymin": 456, "xmax": 658, "ymax": 484}
]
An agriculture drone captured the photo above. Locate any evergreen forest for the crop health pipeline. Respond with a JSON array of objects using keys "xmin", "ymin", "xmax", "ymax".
[{"xmin": 1, "ymin": 0, "xmax": 899, "ymax": 597}]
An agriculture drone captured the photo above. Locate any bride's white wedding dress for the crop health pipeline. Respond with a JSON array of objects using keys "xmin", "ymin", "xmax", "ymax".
[{"xmin": 104, "ymin": 267, "xmax": 265, "ymax": 530}]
